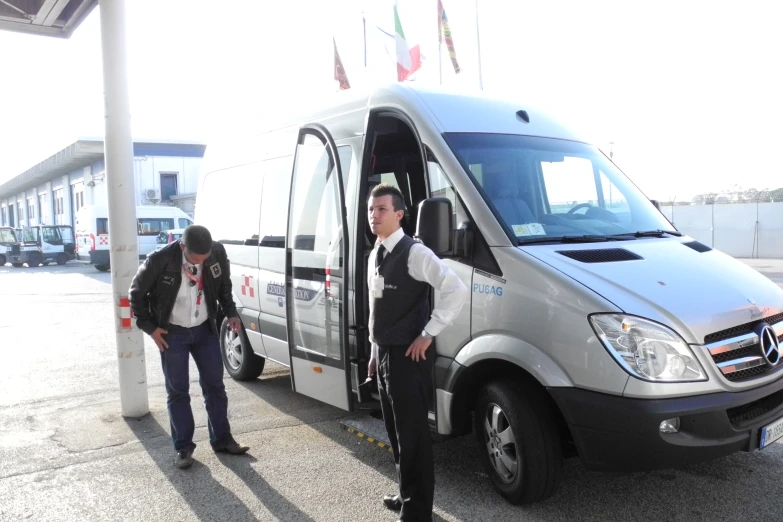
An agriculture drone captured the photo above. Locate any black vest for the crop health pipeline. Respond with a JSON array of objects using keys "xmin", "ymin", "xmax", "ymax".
[{"xmin": 369, "ymin": 234, "xmax": 430, "ymax": 346}]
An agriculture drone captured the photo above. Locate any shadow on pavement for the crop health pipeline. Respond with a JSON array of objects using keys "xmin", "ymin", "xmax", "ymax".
[{"xmin": 125, "ymin": 413, "xmax": 317, "ymax": 522}]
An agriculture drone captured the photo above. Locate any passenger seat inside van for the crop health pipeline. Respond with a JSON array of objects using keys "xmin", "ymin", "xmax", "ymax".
[{"xmin": 490, "ymin": 185, "xmax": 535, "ymax": 225}]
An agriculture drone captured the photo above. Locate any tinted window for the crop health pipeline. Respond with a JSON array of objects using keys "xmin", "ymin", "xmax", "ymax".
[
  {"xmin": 178, "ymin": 218, "xmax": 191, "ymax": 229},
  {"xmin": 96, "ymin": 218, "xmax": 108, "ymax": 235}
]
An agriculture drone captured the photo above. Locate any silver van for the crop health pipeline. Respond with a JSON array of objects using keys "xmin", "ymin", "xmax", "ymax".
[{"xmin": 195, "ymin": 84, "xmax": 783, "ymax": 504}]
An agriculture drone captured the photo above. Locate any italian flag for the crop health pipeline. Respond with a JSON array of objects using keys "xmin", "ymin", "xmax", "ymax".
[{"xmin": 394, "ymin": 4, "xmax": 422, "ymax": 82}]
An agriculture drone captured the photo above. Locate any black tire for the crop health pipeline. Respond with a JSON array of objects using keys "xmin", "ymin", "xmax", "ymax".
[
  {"xmin": 12, "ymin": 263, "xmax": 23, "ymax": 268},
  {"xmin": 95, "ymin": 264, "xmax": 110, "ymax": 272},
  {"xmin": 219, "ymin": 317, "xmax": 265, "ymax": 381},
  {"xmin": 0, "ymin": 255, "xmax": 5, "ymax": 265},
  {"xmin": 473, "ymin": 380, "xmax": 563, "ymax": 504},
  {"xmin": 56, "ymin": 254, "xmax": 68, "ymax": 265},
  {"xmin": 42, "ymin": 262, "xmax": 50, "ymax": 266},
  {"xmin": 27, "ymin": 252, "xmax": 42, "ymax": 267}
]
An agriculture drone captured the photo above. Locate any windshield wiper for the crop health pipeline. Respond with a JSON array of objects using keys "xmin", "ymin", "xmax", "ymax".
[
  {"xmin": 519, "ymin": 235, "xmax": 634, "ymax": 245},
  {"xmin": 613, "ymin": 229, "xmax": 682, "ymax": 238}
]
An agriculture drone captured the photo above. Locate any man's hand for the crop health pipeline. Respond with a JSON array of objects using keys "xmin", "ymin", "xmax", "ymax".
[
  {"xmin": 151, "ymin": 328, "xmax": 169, "ymax": 352},
  {"xmin": 228, "ymin": 317, "xmax": 242, "ymax": 333},
  {"xmin": 368, "ymin": 358, "xmax": 377, "ymax": 378},
  {"xmin": 405, "ymin": 336, "xmax": 433, "ymax": 362}
]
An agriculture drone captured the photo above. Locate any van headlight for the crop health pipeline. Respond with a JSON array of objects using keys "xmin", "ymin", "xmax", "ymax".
[{"xmin": 589, "ymin": 314, "xmax": 707, "ymax": 382}]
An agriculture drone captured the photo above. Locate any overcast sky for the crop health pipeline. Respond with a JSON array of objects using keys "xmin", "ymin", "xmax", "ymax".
[{"xmin": 1, "ymin": 0, "xmax": 781, "ymax": 201}]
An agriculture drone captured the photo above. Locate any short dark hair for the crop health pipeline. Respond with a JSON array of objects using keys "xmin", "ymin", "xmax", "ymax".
[
  {"xmin": 182, "ymin": 225, "xmax": 213, "ymax": 255},
  {"xmin": 370, "ymin": 183, "xmax": 406, "ymax": 212}
]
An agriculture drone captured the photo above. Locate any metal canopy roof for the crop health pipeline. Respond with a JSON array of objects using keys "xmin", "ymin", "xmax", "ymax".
[
  {"xmin": 0, "ymin": 139, "xmax": 104, "ymax": 196},
  {"xmin": 0, "ymin": 139, "xmax": 207, "ymax": 198},
  {"xmin": 0, "ymin": 0, "xmax": 97, "ymax": 38}
]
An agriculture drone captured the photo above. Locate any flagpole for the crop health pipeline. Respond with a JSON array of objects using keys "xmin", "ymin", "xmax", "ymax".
[
  {"xmin": 438, "ymin": 0, "xmax": 443, "ymax": 85},
  {"xmin": 363, "ymin": 11, "xmax": 367, "ymax": 73},
  {"xmin": 475, "ymin": 0, "xmax": 484, "ymax": 91}
]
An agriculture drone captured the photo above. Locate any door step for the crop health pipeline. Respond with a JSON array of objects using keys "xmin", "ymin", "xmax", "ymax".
[{"xmin": 340, "ymin": 415, "xmax": 392, "ymax": 453}]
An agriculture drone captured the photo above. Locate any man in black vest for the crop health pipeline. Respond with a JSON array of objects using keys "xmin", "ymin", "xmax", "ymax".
[{"xmin": 367, "ymin": 184, "xmax": 468, "ymax": 522}]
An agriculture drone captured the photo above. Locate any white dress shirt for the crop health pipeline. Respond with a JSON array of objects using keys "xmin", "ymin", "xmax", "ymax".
[
  {"xmin": 169, "ymin": 254, "xmax": 209, "ymax": 328},
  {"xmin": 368, "ymin": 227, "xmax": 468, "ymax": 361}
]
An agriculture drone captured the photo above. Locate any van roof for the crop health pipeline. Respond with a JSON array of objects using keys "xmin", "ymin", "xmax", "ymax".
[{"xmin": 253, "ymin": 83, "xmax": 585, "ymax": 143}]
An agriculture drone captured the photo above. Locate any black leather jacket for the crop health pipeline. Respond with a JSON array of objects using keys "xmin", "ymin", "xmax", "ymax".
[{"xmin": 129, "ymin": 240, "xmax": 238, "ymax": 335}]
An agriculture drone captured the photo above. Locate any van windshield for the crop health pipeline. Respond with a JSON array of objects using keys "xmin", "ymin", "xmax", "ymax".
[{"xmin": 445, "ymin": 133, "xmax": 675, "ymax": 243}]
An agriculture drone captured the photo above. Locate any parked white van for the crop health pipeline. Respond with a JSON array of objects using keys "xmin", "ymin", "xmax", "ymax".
[
  {"xmin": 75, "ymin": 205, "xmax": 193, "ymax": 271},
  {"xmin": 195, "ymin": 84, "xmax": 783, "ymax": 504}
]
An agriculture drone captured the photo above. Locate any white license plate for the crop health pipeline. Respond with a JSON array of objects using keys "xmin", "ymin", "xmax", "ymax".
[{"xmin": 760, "ymin": 416, "xmax": 783, "ymax": 449}]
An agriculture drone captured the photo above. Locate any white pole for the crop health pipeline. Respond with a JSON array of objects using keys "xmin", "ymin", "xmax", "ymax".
[
  {"xmin": 99, "ymin": 0, "xmax": 149, "ymax": 418},
  {"xmin": 475, "ymin": 0, "xmax": 483, "ymax": 91}
]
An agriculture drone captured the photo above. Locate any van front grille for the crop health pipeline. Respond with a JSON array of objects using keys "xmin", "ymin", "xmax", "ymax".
[
  {"xmin": 705, "ymin": 318, "xmax": 783, "ymax": 382},
  {"xmin": 704, "ymin": 313, "xmax": 783, "ymax": 344},
  {"xmin": 11, "ymin": 245, "xmax": 19, "ymax": 255}
]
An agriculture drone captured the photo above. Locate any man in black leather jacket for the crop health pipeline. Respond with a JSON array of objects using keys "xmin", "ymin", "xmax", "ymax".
[{"xmin": 129, "ymin": 225, "xmax": 249, "ymax": 469}]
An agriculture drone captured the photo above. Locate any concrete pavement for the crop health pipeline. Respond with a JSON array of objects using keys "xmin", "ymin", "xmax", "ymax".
[{"xmin": 1, "ymin": 259, "xmax": 783, "ymax": 521}]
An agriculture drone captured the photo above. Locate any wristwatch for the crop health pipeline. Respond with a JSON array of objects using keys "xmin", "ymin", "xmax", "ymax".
[{"xmin": 421, "ymin": 329, "xmax": 434, "ymax": 340}]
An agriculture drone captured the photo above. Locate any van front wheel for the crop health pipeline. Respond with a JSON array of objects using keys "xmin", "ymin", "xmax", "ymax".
[
  {"xmin": 474, "ymin": 380, "xmax": 563, "ymax": 504},
  {"xmin": 219, "ymin": 317, "xmax": 265, "ymax": 381}
]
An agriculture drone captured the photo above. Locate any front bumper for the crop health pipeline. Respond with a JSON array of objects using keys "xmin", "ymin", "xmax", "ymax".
[{"xmin": 549, "ymin": 372, "xmax": 783, "ymax": 471}]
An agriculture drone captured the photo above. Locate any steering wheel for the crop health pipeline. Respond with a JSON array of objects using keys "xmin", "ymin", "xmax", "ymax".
[{"xmin": 567, "ymin": 203, "xmax": 593, "ymax": 215}]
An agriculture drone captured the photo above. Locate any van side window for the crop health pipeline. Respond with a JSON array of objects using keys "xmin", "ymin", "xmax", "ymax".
[
  {"xmin": 96, "ymin": 218, "xmax": 108, "ymax": 235},
  {"xmin": 200, "ymin": 164, "xmax": 263, "ymax": 245},
  {"xmin": 178, "ymin": 218, "xmax": 191, "ymax": 229},
  {"xmin": 137, "ymin": 218, "xmax": 174, "ymax": 236},
  {"xmin": 259, "ymin": 157, "xmax": 293, "ymax": 248},
  {"xmin": 599, "ymin": 171, "xmax": 631, "ymax": 227},
  {"xmin": 427, "ymin": 155, "xmax": 457, "ymax": 216}
]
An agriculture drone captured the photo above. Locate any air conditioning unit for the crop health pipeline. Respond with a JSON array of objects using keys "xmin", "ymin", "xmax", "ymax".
[{"xmin": 145, "ymin": 189, "xmax": 161, "ymax": 202}]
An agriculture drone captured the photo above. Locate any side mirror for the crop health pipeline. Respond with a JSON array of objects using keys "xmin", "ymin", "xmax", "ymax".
[
  {"xmin": 415, "ymin": 198, "xmax": 453, "ymax": 256},
  {"xmin": 650, "ymin": 199, "xmax": 662, "ymax": 210}
]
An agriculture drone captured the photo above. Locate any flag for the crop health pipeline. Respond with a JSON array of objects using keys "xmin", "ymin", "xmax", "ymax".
[
  {"xmin": 438, "ymin": 0, "xmax": 461, "ymax": 74},
  {"xmin": 394, "ymin": 4, "xmax": 422, "ymax": 82},
  {"xmin": 333, "ymin": 37, "xmax": 351, "ymax": 90}
]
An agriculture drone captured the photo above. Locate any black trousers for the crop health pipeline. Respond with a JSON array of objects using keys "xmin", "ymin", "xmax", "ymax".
[{"xmin": 377, "ymin": 344, "xmax": 434, "ymax": 522}]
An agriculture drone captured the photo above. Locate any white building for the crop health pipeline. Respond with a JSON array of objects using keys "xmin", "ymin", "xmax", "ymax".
[{"xmin": 0, "ymin": 139, "xmax": 205, "ymax": 229}]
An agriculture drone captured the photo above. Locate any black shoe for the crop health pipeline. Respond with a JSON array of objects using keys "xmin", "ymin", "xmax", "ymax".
[
  {"xmin": 382, "ymin": 494, "xmax": 402, "ymax": 511},
  {"xmin": 175, "ymin": 451, "xmax": 193, "ymax": 469},
  {"xmin": 213, "ymin": 439, "xmax": 249, "ymax": 455}
]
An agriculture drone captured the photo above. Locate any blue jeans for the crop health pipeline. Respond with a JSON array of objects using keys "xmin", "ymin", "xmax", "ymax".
[{"xmin": 160, "ymin": 322, "xmax": 231, "ymax": 453}]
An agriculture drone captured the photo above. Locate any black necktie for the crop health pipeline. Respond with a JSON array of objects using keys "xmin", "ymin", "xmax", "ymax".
[{"xmin": 375, "ymin": 244, "xmax": 386, "ymax": 269}]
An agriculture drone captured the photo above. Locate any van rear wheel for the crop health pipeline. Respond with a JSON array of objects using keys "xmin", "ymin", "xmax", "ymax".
[
  {"xmin": 474, "ymin": 380, "xmax": 563, "ymax": 504},
  {"xmin": 219, "ymin": 317, "xmax": 265, "ymax": 381},
  {"xmin": 95, "ymin": 264, "xmax": 110, "ymax": 272},
  {"xmin": 0, "ymin": 255, "xmax": 6, "ymax": 265}
]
